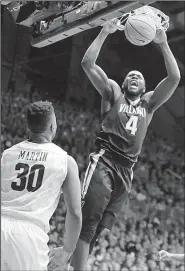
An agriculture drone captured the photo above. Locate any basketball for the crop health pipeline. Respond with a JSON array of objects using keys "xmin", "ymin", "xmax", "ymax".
[{"xmin": 125, "ymin": 14, "xmax": 156, "ymax": 46}]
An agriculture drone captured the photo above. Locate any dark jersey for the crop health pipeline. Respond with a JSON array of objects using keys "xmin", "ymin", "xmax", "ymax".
[{"xmin": 95, "ymin": 94, "xmax": 150, "ymax": 163}]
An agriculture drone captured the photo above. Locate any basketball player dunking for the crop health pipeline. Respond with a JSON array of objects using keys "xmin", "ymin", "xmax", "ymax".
[
  {"xmin": 70, "ymin": 19, "xmax": 181, "ymax": 270},
  {"xmin": 1, "ymin": 101, "xmax": 82, "ymax": 271}
]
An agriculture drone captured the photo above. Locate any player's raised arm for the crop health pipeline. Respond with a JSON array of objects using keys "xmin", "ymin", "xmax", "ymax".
[
  {"xmin": 147, "ymin": 30, "xmax": 181, "ymax": 112},
  {"xmin": 81, "ymin": 19, "xmax": 121, "ymax": 99}
]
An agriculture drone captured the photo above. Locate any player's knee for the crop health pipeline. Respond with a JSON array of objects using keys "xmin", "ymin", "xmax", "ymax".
[
  {"xmin": 97, "ymin": 224, "xmax": 109, "ymax": 235},
  {"xmin": 93, "ymin": 225, "xmax": 110, "ymax": 244},
  {"xmin": 91, "ymin": 225, "xmax": 106, "ymax": 246},
  {"xmin": 89, "ymin": 226, "xmax": 110, "ymax": 254}
]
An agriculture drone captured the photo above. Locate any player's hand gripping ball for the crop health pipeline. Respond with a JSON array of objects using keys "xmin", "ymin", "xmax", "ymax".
[
  {"xmin": 158, "ymin": 250, "xmax": 171, "ymax": 261},
  {"xmin": 102, "ymin": 18, "xmax": 121, "ymax": 34},
  {"xmin": 153, "ymin": 29, "xmax": 167, "ymax": 43}
]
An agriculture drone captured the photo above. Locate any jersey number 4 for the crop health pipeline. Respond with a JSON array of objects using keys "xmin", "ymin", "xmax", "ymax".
[
  {"xmin": 125, "ymin": 115, "xmax": 138, "ymax": 135},
  {"xmin": 11, "ymin": 163, "xmax": 45, "ymax": 192}
]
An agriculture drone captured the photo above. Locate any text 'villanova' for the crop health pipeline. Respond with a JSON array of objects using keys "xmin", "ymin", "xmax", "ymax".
[{"xmin": 119, "ymin": 104, "xmax": 146, "ymax": 118}]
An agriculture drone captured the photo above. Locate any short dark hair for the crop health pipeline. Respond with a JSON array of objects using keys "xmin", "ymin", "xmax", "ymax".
[{"xmin": 27, "ymin": 101, "xmax": 54, "ymax": 133}]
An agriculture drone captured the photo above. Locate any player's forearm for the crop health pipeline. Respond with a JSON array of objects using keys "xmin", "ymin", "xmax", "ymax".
[
  {"xmin": 159, "ymin": 42, "xmax": 181, "ymax": 80},
  {"xmin": 169, "ymin": 253, "xmax": 185, "ymax": 263},
  {"xmin": 81, "ymin": 29, "xmax": 108, "ymax": 66},
  {"xmin": 63, "ymin": 211, "xmax": 82, "ymax": 253}
]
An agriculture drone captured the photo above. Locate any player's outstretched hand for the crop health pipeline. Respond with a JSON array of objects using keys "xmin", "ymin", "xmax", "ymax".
[
  {"xmin": 158, "ymin": 250, "xmax": 171, "ymax": 261},
  {"xmin": 102, "ymin": 18, "xmax": 124, "ymax": 34},
  {"xmin": 48, "ymin": 246, "xmax": 72, "ymax": 271},
  {"xmin": 153, "ymin": 29, "xmax": 167, "ymax": 44}
]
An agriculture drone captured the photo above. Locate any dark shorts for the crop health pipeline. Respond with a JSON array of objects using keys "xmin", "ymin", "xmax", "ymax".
[{"xmin": 80, "ymin": 149, "xmax": 134, "ymax": 243}]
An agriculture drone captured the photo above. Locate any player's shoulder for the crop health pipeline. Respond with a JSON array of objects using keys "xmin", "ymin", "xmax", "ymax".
[
  {"xmin": 49, "ymin": 143, "xmax": 67, "ymax": 155},
  {"xmin": 66, "ymin": 155, "xmax": 79, "ymax": 177},
  {"xmin": 108, "ymin": 79, "xmax": 121, "ymax": 91},
  {"xmin": 67, "ymin": 155, "xmax": 77, "ymax": 167},
  {"xmin": 108, "ymin": 79, "xmax": 122, "ymax": 101},
  {"xmin": 2, "ymin": 141, "xmax": 26, "ymax": 156}
]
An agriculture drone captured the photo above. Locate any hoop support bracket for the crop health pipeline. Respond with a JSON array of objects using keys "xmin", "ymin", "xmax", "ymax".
[{"xmin": 31, "ymin": 0, "xmax": 157, "ymax": 48}]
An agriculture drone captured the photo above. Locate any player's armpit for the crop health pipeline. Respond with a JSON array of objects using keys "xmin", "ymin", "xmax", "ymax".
[
  {"xmin": 62, "ymin": 155, "xmax": 82, "ymax": 253},
  {"xmin": 146, "ymin": 77, "xmax": 180, "ymax": 113}
]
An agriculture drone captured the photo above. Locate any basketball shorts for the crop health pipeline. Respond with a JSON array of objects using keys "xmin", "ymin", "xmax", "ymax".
[
  {"xmin": 1, "ymin": 216, "xmax": 49, "ymax": 271},
  {"xmin": 80, "ymin": 149, "xmax": 134, "ymax": 244}
]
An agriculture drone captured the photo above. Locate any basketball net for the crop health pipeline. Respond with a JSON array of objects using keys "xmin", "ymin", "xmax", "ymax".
[{"xmin": 112, "ymin": 6, "xmax": 170, "ymax": 32}]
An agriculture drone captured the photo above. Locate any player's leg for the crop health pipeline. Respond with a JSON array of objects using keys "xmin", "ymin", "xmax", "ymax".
[
  {"xmin": 88, "ymin": 166, "xmax": 131, "ymax": 259},
  {"xmin": 1, "ymin": 216, "xmax": 49, "ymax": 270},
  {"xmin": 72, "ymin": 225, "xmax": 109, "ymax": 270},
  {"xmin": 89, "ymin": 166, "xmax": 130, "ymax": 262},
  {"xmin": 100, "ymin": 165, "xmax": 132, "ymax": 234},
  {"xmin": 89, "ymin": 223, "xmax": 110, "ymax": 254},
  {"xmin": 71, "ymin": 158, "xmax": 113, "ymax": 271}
]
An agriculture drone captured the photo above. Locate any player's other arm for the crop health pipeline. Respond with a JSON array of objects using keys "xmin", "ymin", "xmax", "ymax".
[
  {"xmin": 62, "ymin": 155, "xmax": 82, "ymax": 254},
  {"xmin": 147, "ymin": 30, "xmax": 181, "ymax": 113},
  {"xmin": 48, "ymin": 156, "xmax": 82, "ymax": 270},
  {"xmin": 169, "ymin": 253, "xmax": 184, "ymax": 263},
  {"xmin": 81, "ymin": 20, "xmax": 121, "ymax": 99},
  {"xmin": 158, "ymin": 250, "xmax": 184, "ymax": 263}
]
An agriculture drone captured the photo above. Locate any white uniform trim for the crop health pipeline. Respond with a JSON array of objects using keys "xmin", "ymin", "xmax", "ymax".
[{"xmin": 81, "ymin": 149, "xmax": 105, "ymax": 199}]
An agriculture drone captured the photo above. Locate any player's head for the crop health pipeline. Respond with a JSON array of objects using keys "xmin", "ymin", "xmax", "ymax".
[
  {"xmin": 27, "ymin": 101, "xmax": 57, "ymax": 141},
  {"xmin": 122, "ymin": 70, "xmax": 146, "ymax": 98}
]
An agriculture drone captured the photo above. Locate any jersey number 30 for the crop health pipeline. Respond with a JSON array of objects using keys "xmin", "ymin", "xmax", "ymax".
[
  {"xmin": 126, "ymin": 115, "xmax": 138, "ymax": 135},
  {"xmin": 11, "ymin": 163, "xmax": 45, "ymax": 192}
]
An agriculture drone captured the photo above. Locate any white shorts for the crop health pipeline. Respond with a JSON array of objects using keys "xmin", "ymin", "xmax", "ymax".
[{"xmin": 1, "ymin": 216, "xmax": 49, "ymax": 271}]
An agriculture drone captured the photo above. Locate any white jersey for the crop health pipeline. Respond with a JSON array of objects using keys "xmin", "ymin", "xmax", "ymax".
[{"xmin": 1, "ymin": 140, "xmax": 67, "ymax": 233}]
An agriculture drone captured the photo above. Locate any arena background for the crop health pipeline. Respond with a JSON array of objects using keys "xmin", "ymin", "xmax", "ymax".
[{"xmin": 1, "ymin": 1, "xmax": 185, "ymax": 271}]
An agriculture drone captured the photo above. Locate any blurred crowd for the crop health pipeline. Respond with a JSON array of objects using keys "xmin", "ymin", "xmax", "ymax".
[{"xmin": 2, "ymin": 85, "xmax": 184, "ymax": 271}]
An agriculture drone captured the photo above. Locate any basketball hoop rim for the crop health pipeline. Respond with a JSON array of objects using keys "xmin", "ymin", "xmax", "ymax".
[{"xmin": 115, "ymin": 5, "xmax": 170, "ymax": 32}]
